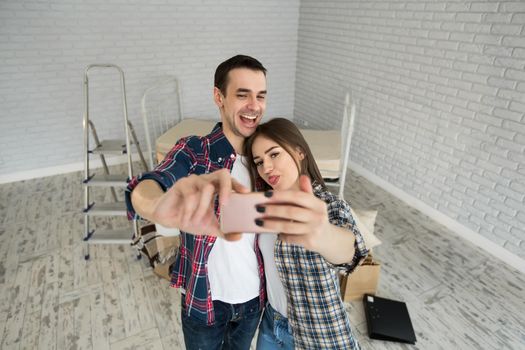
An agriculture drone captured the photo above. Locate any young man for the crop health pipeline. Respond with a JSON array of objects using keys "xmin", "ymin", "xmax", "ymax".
[{"xmin": 125, "ymin": 55, "xmax": 268, "ymax": 349}]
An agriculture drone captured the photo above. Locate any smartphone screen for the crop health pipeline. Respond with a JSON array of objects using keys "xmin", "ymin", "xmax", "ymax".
[{"xmin": 220, "ymin": 192, "xmax": 271, "ymax": 233}]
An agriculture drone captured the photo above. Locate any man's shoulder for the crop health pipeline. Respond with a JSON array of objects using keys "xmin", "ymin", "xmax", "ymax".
[{"xmin": 177, "ymin": 122, "xmax": 224, "ymax": 148}]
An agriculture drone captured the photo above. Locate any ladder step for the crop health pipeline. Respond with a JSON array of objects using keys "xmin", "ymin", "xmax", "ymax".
[
  {"xmin": 321, "ymin": 169, "xmax": 341, "ymax": 180},
  {"xmin": 90, "ymin": 140, "xmax": 127, "ymax": 155},
  {"xmin": 86, "ymin": 228, "xmax": 133, "ymax": 244},
  {"xmin": 85, "ymin": 202, "xmax": 127, "ymax": 216},
  {"xmin": 84, "ymin": 174, "xmax": 129, "ymax": 187}
]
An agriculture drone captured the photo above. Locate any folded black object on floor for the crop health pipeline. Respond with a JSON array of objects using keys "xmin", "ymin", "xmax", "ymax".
[{"xmin": 363, "ymin": 294, "xmax": 417, "ymax": 344}]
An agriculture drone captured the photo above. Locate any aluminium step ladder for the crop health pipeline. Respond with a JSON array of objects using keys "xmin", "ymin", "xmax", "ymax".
[{"xmin": 82, "ymin": 64, "xmax": 148, "ymax": 260}]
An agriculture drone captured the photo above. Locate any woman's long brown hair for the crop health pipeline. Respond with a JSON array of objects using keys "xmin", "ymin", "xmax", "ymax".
[{"xmin": 243, "ymin": 118, "xmax": 326, "ymax": 191}]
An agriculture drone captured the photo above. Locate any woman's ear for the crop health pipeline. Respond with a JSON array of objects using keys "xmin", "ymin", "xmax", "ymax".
[{"xmin": 296, "ymin": 147, "xmax": 305, "ymax": 160}]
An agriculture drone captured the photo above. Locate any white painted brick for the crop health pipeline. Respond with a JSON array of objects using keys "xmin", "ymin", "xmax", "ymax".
[
  {"xmin": 508, "ymin": 151, "xmax": 525, "ymax": 166},
  {"xmin": 484, "ymin": 45, "xmax": 513, "ymax": 57},
  {"xmin": 509, "ymin": 177, "xmax": 525, "ymax": 195},
  {"xmin": 495, "ymin": 183, "xmax": 525, "ymax": 202},
  {"xmin": 481, "ymin": 96, "xmax": 510, "ymax": 110},
  {"xmin": 502, "ymin": 35, "xmax": 525, "ymax": 48},
  {"xmin": 488, "ymin": 76, "xmax": 516, "ymax": 90},
  {"xmin": 502, "ymin": 120, "xmax": 525, "ymax": 136},
  {"xmin": 512, "ymin": 13, "xmax": 525, "ymax": 24},
  {"xmin": 488, "ymin": 214, "xmax": 512, "ymax": 233},
  {"xmin": 474, "ymin": 34, "xmax": 502, "ymax": 46},
  {"xmin": 438, "ymin": 68, "xmax": 461, "ymax": 80},
  {"xmin": 501, "ymin": 2, "xmax": 525, "ymax": 12},
  {"xmin": 464, "ymin": 23, "xmax": 492, "ymax": 34},
  {"xmin": 467, "ymin": 101, "xmax": 494, "ymax": 114},
  {"xmin": 517, "ymin": 211, "xmax": 525, "ymax": 225},
  {"xmin": 445, "ymin": 95, "xmax": 468, "ymax": 108},
  {"xmin": 505, "ymin": 68, "xmax": 525, "ymax": 82},
  {"xmin": 497, "ymin": 88, "xmax": 525, "ymax": 102},
  {"xmin": 452, "ymin": 106, "xmax": 476, "ymax": 119},
  {"xmin": 469, "ymin": 53, "xmax": 496, "ymax": 66},
  {"xmin": 489, "ymin": 154, "xmax": 519, "ymax": 172},
  {"xmin": 472, "ymin": 3, "xmax": 500, "ymax": 12},
  {"xmin": 496, "ymin": 138, "xmax": 525, "ymax": 155},
  {"xmin": 462, "ymin": 72, "xmax": 489, "ymax": 84},
  {"xmin": 509, "ymin": 101, "xmax": 525, "ymax": 113},
  {"xmin": 491, "ymin": 24, "xmax": 523, "ymax": 35},
  {"xmin": 494, "ymin": 108, "xmax": 523, "ymax": 122},
  {"xmin": 494, "ymin": 228, "xmax": 520, "ymax": 246},
  {"xmin": 512, "ymin": 47, "xmax": 525, "ymax": 59},
  {"xmin": 456, "ymin": 12, "xmax": 484, "ymax": 23},
  {"xmin": 477, "ymin": 64, "xmax": 506, "ymax": 77},
  {"xmin": 509, "ymin": 227, "xmax": 525, "ymax": 244},
  {"xmin": 452, "ymin": 61, "xmax": 479, "ymax": 73},
  {"xmin": 491, "ymin": 199, "xmax": 518, "ymax": 218},
  {"xmin": 494, "ymin": 57, "xmax": 525, "ymax": 71},
  {"xmin": 471, "ymin": 196, "xmax": 497, "ymax": 216}
]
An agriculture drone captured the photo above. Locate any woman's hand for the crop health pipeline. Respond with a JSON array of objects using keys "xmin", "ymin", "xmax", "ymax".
[
  {"xmin": 256, "ymin": 175, "xmax": 356, "ymax": 263},
  {"xmin": 256, "ymin": 175, "xmax": 331, "ymax": 253}
]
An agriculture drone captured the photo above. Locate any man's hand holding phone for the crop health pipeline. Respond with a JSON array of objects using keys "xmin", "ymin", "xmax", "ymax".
[{"xmin": 135, "ymin": 169, "xmax": 250, "ymax": 240}]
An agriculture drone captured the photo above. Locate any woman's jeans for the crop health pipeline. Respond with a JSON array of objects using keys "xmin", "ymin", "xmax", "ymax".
[
  {"xmin": 256, "ymin": 303, "xmax": 295, "ymax": 350},
  {"xmin": 181, "ymin": 295, "xmax": 262, "ymax": 350}
]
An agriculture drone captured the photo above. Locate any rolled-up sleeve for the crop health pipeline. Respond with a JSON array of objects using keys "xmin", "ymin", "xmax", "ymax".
[
  {"xmin": 326, "ymin": 198, "xmax": 369, "ymax": 273},
  {"xmin": 125, "ymin": 136, "xmax": 196, "ymax": 220}
]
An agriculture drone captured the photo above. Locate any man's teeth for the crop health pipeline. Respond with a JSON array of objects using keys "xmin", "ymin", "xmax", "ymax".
[{"xmin": 241, "ymin": 114, "xmax": 257, "ymax": 120}]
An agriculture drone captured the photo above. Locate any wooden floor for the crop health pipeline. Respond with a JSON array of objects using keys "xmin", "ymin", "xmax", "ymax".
[{"xmin": 1, "ymin": 165, "xmax": 524, "ymax": 350}]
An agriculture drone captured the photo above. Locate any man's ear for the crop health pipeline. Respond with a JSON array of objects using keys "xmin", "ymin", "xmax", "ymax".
[{"xmin": 214, "ymin": 87, "xmax": 223, "ymax": 107}]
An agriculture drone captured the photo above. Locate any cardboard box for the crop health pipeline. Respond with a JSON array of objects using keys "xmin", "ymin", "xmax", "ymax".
[
  {"xmin": 339, "ymin": 255, "xmax": 381, "ymax": 302},
  {"xmin": 154, "ymin": 253, "xmax": 177, "ymax": 281},
  {"xmin": 137, "ymin": 224, "xmax": 180, "ymax": 281}
]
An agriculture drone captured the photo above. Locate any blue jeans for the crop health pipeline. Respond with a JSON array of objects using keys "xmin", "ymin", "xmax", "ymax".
[
  {"xmin": 256, "ymin": 303, "xmax": 295, "ymax": 350},
  {"xmin": 181, "ymin": 295, "xmax": 262, "ymax": 350}
]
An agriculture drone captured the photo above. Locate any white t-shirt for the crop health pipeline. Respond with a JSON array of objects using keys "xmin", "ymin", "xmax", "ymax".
[
  {"xmin": 259, "ymin": 233, "xmax": 288, "ymax": 317},
  {"xmin": 207, "ymin": 155, "xmax": 260, "ymax": 303}
]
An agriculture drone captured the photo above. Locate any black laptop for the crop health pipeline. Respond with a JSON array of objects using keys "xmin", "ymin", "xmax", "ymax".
[{"xmin": 363, "ymin": 294, "xmax": 417, "ymax": 344}]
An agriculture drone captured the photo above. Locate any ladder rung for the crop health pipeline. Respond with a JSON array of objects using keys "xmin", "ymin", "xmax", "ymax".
[
  {"xmin": 84, "ymin": 174, "xmax": 129, "ymax": 187},
  {"xmin": 85, "ymin": 202, "xmax": 127, "ymax": 216},
  {"xmin": 86, "ymin": 228, "xmax": 133, "ymax": 244},
  {"xmin": 321, "ymin": 169, "xmax": 341, "ymax": 180},
  {"xmin": 90, "ymin": 140, "xmax": 127, "ymax": 155}
]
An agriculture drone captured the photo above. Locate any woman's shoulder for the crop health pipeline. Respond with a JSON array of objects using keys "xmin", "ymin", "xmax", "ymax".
[{"xmin": 313, "ymin": 183, "xmax": 349, "ymax": 207}]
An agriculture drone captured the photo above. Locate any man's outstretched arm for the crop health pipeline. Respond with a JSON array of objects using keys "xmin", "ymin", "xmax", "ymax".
[{"xmin": 130, "ymin": 169, "xmax": 250, "ymax": 239}]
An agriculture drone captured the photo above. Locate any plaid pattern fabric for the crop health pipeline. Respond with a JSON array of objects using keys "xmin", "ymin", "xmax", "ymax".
[
  {"xmin": 125, "ymin": 123, "xmax": 266, "ymax": 326},
  {"xmin": 275, "ymin": 185, "xmax": 368, "ymax": 349}
]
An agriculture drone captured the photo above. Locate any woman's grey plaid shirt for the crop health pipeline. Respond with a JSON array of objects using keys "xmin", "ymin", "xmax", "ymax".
[{"xmin": 274, "ymin": 184, "xmax": 369, "ymax": 349}]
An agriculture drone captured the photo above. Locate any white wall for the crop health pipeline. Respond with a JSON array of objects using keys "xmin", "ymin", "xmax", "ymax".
[
  {"xmin": 294, "ymin": 0, "xmax": 525, "ymax": 259},
  {"xmin": 0, "ymin": 0, "xmax": 300, "ymax": 176}
]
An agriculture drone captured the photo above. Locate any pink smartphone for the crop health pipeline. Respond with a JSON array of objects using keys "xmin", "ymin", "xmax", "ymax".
[{"xmin": 220, "ymin": 192, "xmax": 271, "ymax": 233}]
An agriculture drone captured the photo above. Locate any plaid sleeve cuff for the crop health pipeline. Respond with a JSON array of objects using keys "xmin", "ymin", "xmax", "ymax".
[
  {"xmin": 125, "ymin": 172, "xmax": 170, "ymax": 220},
  {"xmin": 125, "ymin": 137, "xmax": 196, "ymax": 220}
]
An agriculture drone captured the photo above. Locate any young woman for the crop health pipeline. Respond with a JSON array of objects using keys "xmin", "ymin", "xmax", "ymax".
[{"xmin": 243, "ymin": 118, "xmax": 369, "ymax": 349}]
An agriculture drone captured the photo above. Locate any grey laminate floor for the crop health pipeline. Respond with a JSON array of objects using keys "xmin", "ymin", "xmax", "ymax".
[{"xmin": 1, "ymin": 165, "xmax": 524, "ymax": 350}]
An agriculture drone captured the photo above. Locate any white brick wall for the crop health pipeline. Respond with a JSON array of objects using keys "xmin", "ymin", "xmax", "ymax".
[
  {"xmin": 294, "ymin": 1, "xmax": 525, "ymax": 258},
  {"xmin": 0, "ymin": 0, "xmax": 300, "ymax": 174}
]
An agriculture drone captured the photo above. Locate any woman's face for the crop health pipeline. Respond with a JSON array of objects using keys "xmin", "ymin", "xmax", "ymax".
[{"xmin": 251, "ymin": 135, "xmax": 303, "ymax": 191}]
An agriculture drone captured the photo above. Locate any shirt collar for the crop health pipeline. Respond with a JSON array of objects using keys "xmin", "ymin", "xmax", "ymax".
[{"xmin": 208, "ymin": 122, "xmax": 237, "ymax": 164}]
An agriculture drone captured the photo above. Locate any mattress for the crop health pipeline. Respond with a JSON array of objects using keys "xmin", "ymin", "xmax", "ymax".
[{"xmin": 155, "ymin": 118, "xmax": 341, "ymax": 179}]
